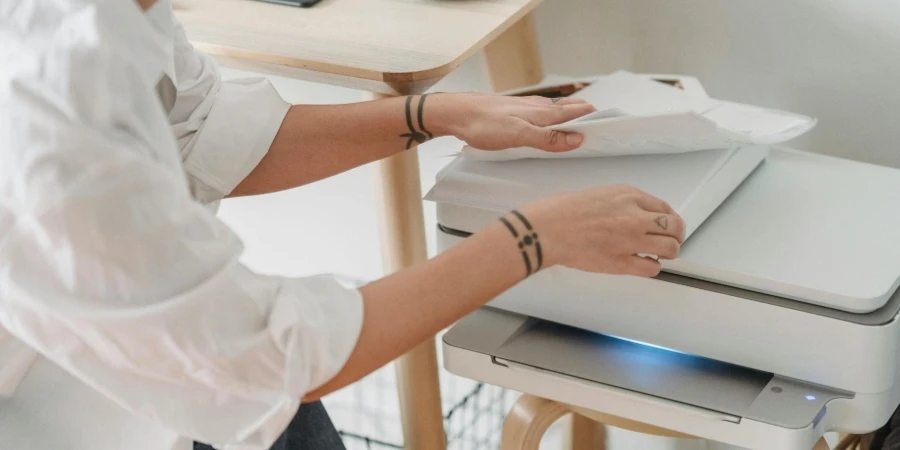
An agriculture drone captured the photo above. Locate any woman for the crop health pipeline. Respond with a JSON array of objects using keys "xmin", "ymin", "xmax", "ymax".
[{"xmin": 0, "ymin": 0, "xmax": 685, "ymax": 449}]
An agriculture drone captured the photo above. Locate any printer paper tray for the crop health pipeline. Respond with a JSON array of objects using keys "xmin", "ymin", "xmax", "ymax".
[
  {"xmin": 493, "ymin": 357, "xmax": 743, "ymax": 424},
  {"xmin": 490, "ymin": 318, "xmax": 774, "ymax": 419},
  {"xmin": 444, "ymin": 307, "xmax": 854, "ymax": 433}
]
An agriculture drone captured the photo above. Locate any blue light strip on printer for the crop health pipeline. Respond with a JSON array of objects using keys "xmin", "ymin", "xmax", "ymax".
[{"xmin": 605, "ymin": 334, "xmax": 688, "ymax": 355}]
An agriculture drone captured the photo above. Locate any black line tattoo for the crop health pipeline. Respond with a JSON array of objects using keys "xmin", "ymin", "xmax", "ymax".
[
  {"xmin": 416, "ymin": 94, "xmax": 433, "ymax": 140},
  {"xmin": 511, "ymin": 210, "xmax": 533, "ymax": 230},
  {"xmin": 521, "ymin": 250, "xmax": 533, "ymax": 275},
  {"xmin": 655, "ymin": 215, "xmax": 669, "ymax": 230},
  {"xmin": 551, "ymin": 97, "xmax": 562, "ymax": 103},
  {"xmin": 399, "ymin": 94, "xmax": 432, "ymax": 149},
  {"xmin": 500, "ymin": 210, "xmax": 543, "ymax": 276},
  {"xmin": 512, "ymin": 209, "xmax": 542, "ymax": 270},
  {"xmin": 499, "ymin": 217, "xmax": 519, "ymax": 237}
]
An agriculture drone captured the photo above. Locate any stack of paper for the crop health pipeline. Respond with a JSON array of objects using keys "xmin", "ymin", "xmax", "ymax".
[
  {"xmin": 463, "ymin": 71, "xmax": 815, "ymax": 161},
  {"xmin": 426, "ymin": 72, "xmax": 809, "ymax": 241},
  {"xmin": 425, "ymin": 146, "xmax": 770, "ymax": 241}
]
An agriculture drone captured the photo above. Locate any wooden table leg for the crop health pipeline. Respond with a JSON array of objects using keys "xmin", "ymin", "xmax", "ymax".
[
  {"xmin": 483, "ymin": 12, "xmax": 545, "ymax": 92},
  {"xmin": 487, "ymin": 14, "xmax": 611, "ymax": 449},
  {"xmin": 370, "ymin": 93, "xmax": 446, "ymax": 450},
  {"xmin": 502, "ymin": 395, "xmax": 570, "ymax": 450},
  {"xmin": 371, "ymin": 12, "xmax": 546, "ymax": 448}
]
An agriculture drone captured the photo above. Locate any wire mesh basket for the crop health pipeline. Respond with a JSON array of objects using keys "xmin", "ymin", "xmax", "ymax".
[{"xmin": 322, "ymin": 338, "xmax": 515, "ymax": 450}]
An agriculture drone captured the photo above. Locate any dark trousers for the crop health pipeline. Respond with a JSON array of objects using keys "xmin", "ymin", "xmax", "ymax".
[
  {"xmin": 194, "ymin": 401, "xmax": 346, "ymax": 450},
  {"xmin": 872, "ymin": 405, "xmax": 900, "ymax": 450}
]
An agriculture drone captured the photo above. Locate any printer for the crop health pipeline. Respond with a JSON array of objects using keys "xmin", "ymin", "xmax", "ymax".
[{"xmin": 427, "ymin": 75, "xmax": 900, "ymax": 449}]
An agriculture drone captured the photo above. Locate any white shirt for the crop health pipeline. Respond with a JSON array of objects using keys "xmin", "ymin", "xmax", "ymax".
[{"xmin": 0, "ymin": 1, "xmax": 364, "ymax": 449}]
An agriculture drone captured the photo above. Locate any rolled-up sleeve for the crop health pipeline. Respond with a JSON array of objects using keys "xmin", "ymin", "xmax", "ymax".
[
  {"xmin": 168, "ymin": 20, "xmax": 290, "ymax": 204},
  {"xmin": 0, "ymin": 136, "xmax": 363, "ymax": 449}
]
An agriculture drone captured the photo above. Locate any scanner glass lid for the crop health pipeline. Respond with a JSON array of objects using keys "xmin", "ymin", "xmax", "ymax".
[
  {"xmin": 434, "ymin": 148, "xmax": 900, "ymax": 313},
  {"xmin": 667, "ymin": 149, "xmax": 900, "ymax": 313}
]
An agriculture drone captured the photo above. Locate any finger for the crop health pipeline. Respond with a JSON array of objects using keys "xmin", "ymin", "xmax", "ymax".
[
  {"xmin": 622, "ymin": 255, "xmax": 662, "ymax": 277},
  {"xmin": 518, "ymin": 124, "xmax": 585, "ymax": 152},
  {"xmin": 551, "ymin": 97, "xmax": 591, "ymax": 106},
  {"xmin": 535, "ymin": 103, "xmax": 597, "ymax": 126},
  {"xmin": 643, "ymin": 212, "xmax": 686, "ymax": 243},
  {"xmin": 640, "ymin": 235, "xmax": 680, "ymax": 260},
  {"xmin": 522, "ymin": 95, "xmax": 551, "ymax": 105},
  {"xmin": 523, "ymin": 96, "xmax": 590, "ymax": 106},
  {"xmin": 633, "ymin": 191, "xmax": 677, "ymax": 215}
]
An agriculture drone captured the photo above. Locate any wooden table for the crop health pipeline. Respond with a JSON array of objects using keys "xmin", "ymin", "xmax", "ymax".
[{"xmin": 174, "ymin": 0, "xmax": 546, "ymax": 448}]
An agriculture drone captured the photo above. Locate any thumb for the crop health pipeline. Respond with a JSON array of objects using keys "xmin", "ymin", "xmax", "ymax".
[{"xmin": 521, "ymin": 124, "xmax": 585, "ymax": 152}]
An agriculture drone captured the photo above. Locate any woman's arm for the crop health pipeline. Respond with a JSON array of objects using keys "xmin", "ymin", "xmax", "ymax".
[
  {"xmin": 303, "ymin": 219, "xmax": 523, "ymax": 401},
  {"xmin": 230, "ymin": 93, "xmax": 596, "ymax": 196},
  {"xmin": 304, "ymin": 184, "xmax": 687, "ymax": 401}
]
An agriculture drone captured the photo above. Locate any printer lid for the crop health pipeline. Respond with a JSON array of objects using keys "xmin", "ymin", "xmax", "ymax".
[
  {"xmin": 428, "ymin": 148, "xmax": 900, "ymax": 313},
  {"xmin": 664, "ymin": 149, "xmax": 900, "ymax": 313}
]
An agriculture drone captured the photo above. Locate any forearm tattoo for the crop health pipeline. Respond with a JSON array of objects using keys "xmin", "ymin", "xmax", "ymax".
[
  {"xmin": 399, "ymin": 94, "xmax": 433, "ymax": 150},
  {"xmin": 499, "ymin": 210, "xmax": 543, "ymax": 277}
]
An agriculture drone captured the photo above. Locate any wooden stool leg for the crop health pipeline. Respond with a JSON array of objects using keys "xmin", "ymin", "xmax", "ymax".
[
  {"xmin": 833, "ymin": 433, "xmax": 873, "ymax": 450},
  {"xmin": 502, "ymin": 395, "xmax": 570, "ymax": 450},
  {"xmin": 813, "ymin": 437, "xmax": 832, "ymax": 450},
  {"xmin": 837, "ymin": 435, "xmax": 858, "ymax": 450},
  {"xmin": 370, "ymin": 92, "xmax": 445, "ymax": 450},
  {"xmin": 483, "ymin": 12, "xmax": 545, "ymax": 92},
  {"xmin": 562, "ymin": 413, "xmax": 607, "ymax": 450}
]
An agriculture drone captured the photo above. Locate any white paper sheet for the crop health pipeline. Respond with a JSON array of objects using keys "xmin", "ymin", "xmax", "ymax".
[
  {"xmin": 569, "ymin": 70, "xmax": 707, "ymax": 114},
  {"xmin": 464, "ymin": 71, "xmax": 816, "ymax": 161},
  {"xmin": 426, "ymin": 148, "xmax": 739, "ymax": 214}
]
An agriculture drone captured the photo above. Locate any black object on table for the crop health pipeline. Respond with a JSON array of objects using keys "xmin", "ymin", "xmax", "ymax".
[{"xmin": 254, "ymin": 0, "xmax": 324, "ymax": 7}]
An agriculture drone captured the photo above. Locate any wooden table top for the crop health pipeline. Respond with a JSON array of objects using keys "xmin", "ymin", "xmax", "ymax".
[{"xmin": 174, "ymin": 0, "xmax": 542, "ymax": 94}]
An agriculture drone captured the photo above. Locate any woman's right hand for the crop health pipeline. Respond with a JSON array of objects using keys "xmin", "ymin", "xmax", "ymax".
[{"xmin": 512, "ymin": 184, "xmax": 686, "ymax": 277}]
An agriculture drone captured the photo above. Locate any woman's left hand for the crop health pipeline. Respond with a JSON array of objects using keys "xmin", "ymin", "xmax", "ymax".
[{"xmin": 428, "ymin": 92, "xmax": 597, "ymax": 153}]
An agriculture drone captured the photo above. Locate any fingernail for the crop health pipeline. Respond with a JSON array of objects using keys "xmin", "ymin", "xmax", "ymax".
[{"xmin": 565, "ymin": 133, "xmax": 583, "ymax": 147}]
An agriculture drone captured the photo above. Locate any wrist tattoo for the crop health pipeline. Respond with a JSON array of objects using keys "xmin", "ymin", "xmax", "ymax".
[
  {"xmin": 499, "ymin": 209, "xmax": 543, "ymax": 277},
  {"xmin": 399, "ymin": 94, "xmax": 433, "ymax": 150}
]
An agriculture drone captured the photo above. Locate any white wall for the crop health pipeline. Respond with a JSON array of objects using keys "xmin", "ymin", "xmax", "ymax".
[{"xmin": 535, "ymin": 0, "xmax": 900, "ymax": 168}]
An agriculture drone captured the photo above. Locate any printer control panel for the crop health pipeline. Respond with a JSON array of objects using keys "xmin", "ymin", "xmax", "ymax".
[{"xmin": 748, "ymin": 377, "xmax": 853, "ymax": 429}]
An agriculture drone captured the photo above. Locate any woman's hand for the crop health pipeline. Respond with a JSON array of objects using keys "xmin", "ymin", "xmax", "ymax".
[
  {"xmin": 503, "ymin": 185, "xmax": 686, "ymax": 277},
  {"xmin": 428, "ymin": 92, "xmax": 597, "ymax": 153}
]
